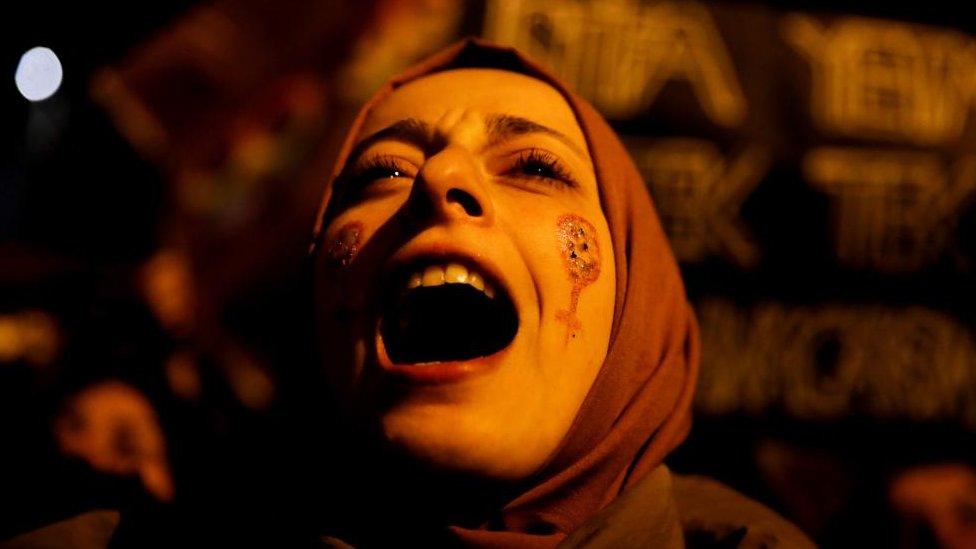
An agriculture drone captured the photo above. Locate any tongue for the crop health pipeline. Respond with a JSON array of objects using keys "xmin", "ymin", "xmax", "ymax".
[{"xmin": 381, "ymin": 284, "xmax": 518, "ymax": 364}]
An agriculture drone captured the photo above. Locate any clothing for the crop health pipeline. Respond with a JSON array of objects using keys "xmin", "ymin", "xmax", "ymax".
[
  {"xmin": 4, "ymin": 471, "xmax": 816, "ymax": 548},
  {"xmin": 311, "ymin": 38, "xmax": 697, "ymax": 547},
  {"xmin": 560, "ymin": 466, "xmax": 816, "ymax": 548}
]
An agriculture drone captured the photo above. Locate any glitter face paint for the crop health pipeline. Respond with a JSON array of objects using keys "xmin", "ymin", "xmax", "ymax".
[
  {"xmin": 327, "ymin": 221, "xmax": 364, "ymax": 268},
  {"xmin": 555, "ymin": 214, "xmax": 601, "ymax": 341}
]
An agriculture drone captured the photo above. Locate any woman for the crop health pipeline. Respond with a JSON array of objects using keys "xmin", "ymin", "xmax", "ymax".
[
  {"xmin": 5, "ymin": 38, "xmax": 811, "ymax": 548},
  {"xmin": 309, "ymin": 39, "xmax": 813, "ymax": 548}
]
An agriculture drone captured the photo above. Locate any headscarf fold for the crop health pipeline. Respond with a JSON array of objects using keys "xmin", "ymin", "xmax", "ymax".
[{"xmin": 312, "ymin": 38, "xmax": 699, "ymax": 547}]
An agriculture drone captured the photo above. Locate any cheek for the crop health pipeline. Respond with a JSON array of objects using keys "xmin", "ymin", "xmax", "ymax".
[
  {"xmin": 316, "ymin": 221, "xmax": 370, "ymax": 391},
  {"xmin": 325, "ymin": 221, "xmax": 365, "ymax": 268}
]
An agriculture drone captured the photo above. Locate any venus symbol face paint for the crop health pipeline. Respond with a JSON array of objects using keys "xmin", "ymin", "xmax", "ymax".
[
  {"xmin": 555, "ymin": 214, "xmax": 601, "ymax": 341},
  {"xmin": 327, "ymin": 221, "xmax": 364, "ymax": 268}
]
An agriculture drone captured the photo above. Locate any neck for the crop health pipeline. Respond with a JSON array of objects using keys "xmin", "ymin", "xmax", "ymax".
[{"xmin": 322, "ymin": 427, "xmax": 523, "ymax": 545}]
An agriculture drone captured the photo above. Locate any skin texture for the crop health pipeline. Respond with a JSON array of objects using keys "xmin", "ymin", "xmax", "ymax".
[{"xmin": 314, "ymin": 68, "xmax": 615, "ymax": 480}]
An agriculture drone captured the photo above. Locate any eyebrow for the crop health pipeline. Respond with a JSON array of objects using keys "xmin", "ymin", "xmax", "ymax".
[
  {"xmin": 484, "ymin": 114, "xmax": 588, "ymax": 158},
  {"xmin": 346, "ymin": 118, "xmax": 436, "ymax": 164},
  {"xmin": 347, "ymin": 114, "xmax": 588, "ymax": 162}
]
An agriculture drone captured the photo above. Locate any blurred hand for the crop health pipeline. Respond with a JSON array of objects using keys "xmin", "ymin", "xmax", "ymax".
[
  {"xmin": 55, "ymin": 381, "xmax": 174, "ymax": 502},
  {"xmin": 890, "ymin": 463, "xmax": 976, "ymax": 549}
]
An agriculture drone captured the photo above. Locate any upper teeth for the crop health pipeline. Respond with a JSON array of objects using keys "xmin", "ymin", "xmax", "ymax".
[{"xmin": 405, "ymin": 262, "xmax": 496, "ymax": 298}]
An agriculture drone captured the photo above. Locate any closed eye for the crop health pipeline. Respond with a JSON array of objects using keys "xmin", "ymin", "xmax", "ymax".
[
  {"xmin": 331, "ymin": 154, "xmax": 416, "ymax": 209},
  {"xmin": 347, "ymin": 156, "xmax": 415, "ymax": 185}
]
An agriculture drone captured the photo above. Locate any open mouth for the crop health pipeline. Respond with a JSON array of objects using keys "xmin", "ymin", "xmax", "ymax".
[{"xmin": 380, "ymin": 262, "xmax": 519, "ymax": 364}]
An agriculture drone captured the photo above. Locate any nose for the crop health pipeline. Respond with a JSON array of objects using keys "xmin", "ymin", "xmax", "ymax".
[{"xmin": 405, "ymin": 145, "xmax": 494, "ymax": 226}]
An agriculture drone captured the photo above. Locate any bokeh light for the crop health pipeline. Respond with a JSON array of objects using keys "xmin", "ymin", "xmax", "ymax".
[{"xmin": 14, "ymin": 47, "xmax": 63, "ymax": 102}]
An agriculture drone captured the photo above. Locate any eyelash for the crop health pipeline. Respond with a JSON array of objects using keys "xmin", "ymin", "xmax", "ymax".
[
  {"xmin": 344, "ymin": 149, "xmax": 578, "ymax": 190},
  {"xmin": 347, "ymin": 156, "xmax": 413, "ymax": 185},
  {"xmin": 507, "ymin": 149, "xmax": 578, "ymax": 188}
]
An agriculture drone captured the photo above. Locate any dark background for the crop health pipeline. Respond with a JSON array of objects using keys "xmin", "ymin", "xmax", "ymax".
[{"xmin": 3, "ymin": 1, "xmax": 976, "ymax": 547}]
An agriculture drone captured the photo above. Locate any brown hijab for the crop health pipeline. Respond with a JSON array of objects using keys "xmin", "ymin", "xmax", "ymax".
[{"xmin": 311, "ymin": 38, "xmax": 699, "ymax": 547}]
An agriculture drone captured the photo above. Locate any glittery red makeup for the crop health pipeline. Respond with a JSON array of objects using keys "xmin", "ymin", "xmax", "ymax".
[
  {"xmin": 555, "ymin": 214, "xmax": 601, "ymax": 341},
  {"xmin": 327, "ymin": 221, "xmax": 364, "ymax": 268}
]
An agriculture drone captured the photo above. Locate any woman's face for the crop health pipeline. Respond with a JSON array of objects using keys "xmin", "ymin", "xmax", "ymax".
[{"xmin": 314, "ymin": 68, "xmax": 615, "ymax": 480}]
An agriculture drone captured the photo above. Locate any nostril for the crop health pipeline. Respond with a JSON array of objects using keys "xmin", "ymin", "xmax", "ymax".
[{"xmin": 446, "ymin": 188, "xmax": 483, "ymax": 217}]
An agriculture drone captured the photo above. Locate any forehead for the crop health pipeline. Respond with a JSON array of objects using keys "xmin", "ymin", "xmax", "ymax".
[{"xmin": 359, "ymin": 68, "xmax": 588, "ymax": 151}]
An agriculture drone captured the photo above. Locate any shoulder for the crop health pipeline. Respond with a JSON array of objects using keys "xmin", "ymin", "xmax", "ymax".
[
  {"xmin": 672, "ymin": 473, "xmax": 817, "ymax": 549},
  {"xmin": 561, "ymin": 466, "xmax": 685, "ymax": 548},
  {"xmin": 1, "ymin": 510, "xmax": 119, "ymax": 549},
  {"xmin": 561, "ymin": 467, "xmax": 816, "ymax": 548}
]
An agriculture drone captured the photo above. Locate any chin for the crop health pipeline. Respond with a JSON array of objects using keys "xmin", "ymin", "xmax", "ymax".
[{"xmin": 377, "ymin": 402, "xmax": 543, "ymax": 481}]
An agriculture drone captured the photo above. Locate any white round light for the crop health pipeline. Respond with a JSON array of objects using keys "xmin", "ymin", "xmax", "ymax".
[{"xmin": 15, "ymin": 47, "xmax": 63, "ymax": 102}]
